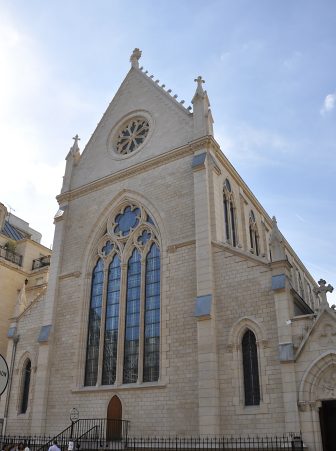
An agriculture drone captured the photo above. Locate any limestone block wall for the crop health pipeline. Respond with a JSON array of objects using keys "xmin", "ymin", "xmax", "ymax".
[
  {"xmin": 0, "ymin": 264, "xmax": 24, "ymax": 357},
  {"xmin": 71, "ymin": 68, "xmax": 194, "ymax": 190},
  {"xmin": 5, "ymin": 295, "xmax": 45, "ymax": 435},
  {"xmin": 214, "ymin": 248, "xmax": 286, "ymax": 435},
  {"xmin": 44, "ymin": 154, "xmax": 200, "ymax": 436}
]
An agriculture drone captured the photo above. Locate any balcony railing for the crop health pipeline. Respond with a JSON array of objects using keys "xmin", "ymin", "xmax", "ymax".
[
  {"xmin": 0, "ymin": 245, "xmax": 23, "ymax": 266},
  {"xmin": 32, "ymin": 255, "xmax": 51, "ymax": 270}
]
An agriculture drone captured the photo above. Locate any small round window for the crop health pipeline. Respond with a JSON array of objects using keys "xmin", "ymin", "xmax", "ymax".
[{"xmin": 114, "ymin": 117, "xmax": 149, "ymax": 155}]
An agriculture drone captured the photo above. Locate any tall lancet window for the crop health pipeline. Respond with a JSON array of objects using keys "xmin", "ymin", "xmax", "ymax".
[
  {"xmin": 123, "ymin": 249, "xmax": 141, "ymax": 383},
  {"xmin": 102, "ymin": 254, "xmax": 121, "ymax": 385},
  {"xmin": 85, "ymin": 259, "xmax": 104, "ymax": 386},
  {"xmin": 223, "ymin": 179, "xmax": 237, "ymax": 247},
  {"xmin": 20, "ymin": 359, "xmax": 31, "ymax": 414},
  {"xmin": 144, "ymin": 243, "xmax": 160, "ymax": 382},
  {"xmin": 242, "ymin": 329, "xmax": 260, "ymax": 406},
  {"xmin": 249, "ymin": 211, "xmax": 259, "ymax": 256},
  {"xmin": 84, "ymin": 204, "xmax": 161, "ymax": 387}
]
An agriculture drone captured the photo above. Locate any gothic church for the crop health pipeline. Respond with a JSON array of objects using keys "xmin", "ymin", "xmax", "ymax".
[{"xmin": 1, "ymin": 49, "xmax": 335, "ymax": 451}]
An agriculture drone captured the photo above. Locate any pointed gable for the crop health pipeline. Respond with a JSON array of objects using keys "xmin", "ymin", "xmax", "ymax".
[
  {"xmin": 70, "ymin": 59, "xmax": 194, "ymax": 190},
  {"xmin": 296, "ymin": 307, "xmax": 336, "ymax": 361}
]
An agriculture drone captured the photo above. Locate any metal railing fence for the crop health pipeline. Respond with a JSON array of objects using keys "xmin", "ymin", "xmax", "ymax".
[
  {"xmin": 0, "ymin": 246, "xmax": 22, "ymax": 266},
  {"xmin": 0, "ymin": 433, "xmax": 303, "ymax": 451}
]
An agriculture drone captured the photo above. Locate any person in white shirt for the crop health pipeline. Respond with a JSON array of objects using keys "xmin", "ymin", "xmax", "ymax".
[{"xmin": 48, "ymin": 440, "xmax": 61, "ymax": 451}]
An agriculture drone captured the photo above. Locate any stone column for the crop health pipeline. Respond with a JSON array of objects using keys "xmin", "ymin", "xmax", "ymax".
[
  {"xmin": 271, "ymin": 259, "xmax": 300, "ymax": 433},
  {"xmin": 192, "ymin": 150, "xmax": 220, "ymax": 435}
]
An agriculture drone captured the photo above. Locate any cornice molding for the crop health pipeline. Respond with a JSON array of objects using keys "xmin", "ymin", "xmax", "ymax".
[
  {"xmin": 167, "ymin": 239, "xmax": 195, "ymax": 253},
  {"xmin": 57, "ymin": 136, "xmax": 216, "ymax": 204},
  {"xmin": 212, "ymin": 240, "xmax": 270, "ymax": 267},
  {"xmin": 59, "ymin": 271, "xmax": 82, "ymax": 280}
]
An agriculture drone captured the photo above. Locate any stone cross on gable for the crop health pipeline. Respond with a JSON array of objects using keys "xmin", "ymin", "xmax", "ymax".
[
  {"xmin": 73, "ymin": 134, "xmax": 80, "ymax": 145},
  {"xmin": 130, "ymin": 48, "xmax": 142, "ymax": 68},
  {"xmin": 70, "ymin": 134, "xmax": 81, "ymax": 155},
  {"xmin": 193, "ymin": 76, "xmax": 206, "ymax": 99},
  {"xmin": 194, "ymin": 75, "xmax": 205, "ymax": 86},
  {"xmin": 314, "ymin": 279, "xmax": 334, "ymax": 307}
]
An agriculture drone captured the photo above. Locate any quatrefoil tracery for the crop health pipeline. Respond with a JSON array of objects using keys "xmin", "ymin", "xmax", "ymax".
[{"xmin": 98, "ymin": 204, "xmax": 159, "ymax": 262}]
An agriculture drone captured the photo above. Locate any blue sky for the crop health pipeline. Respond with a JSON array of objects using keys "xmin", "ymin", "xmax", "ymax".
[{"xmin": 0, "ymin": 0, "xmax": 335, "ymax": 302}]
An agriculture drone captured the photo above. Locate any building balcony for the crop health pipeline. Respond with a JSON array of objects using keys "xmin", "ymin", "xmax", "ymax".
[
  {"xmin": 0, "ymin": 245, "xmax": 23, "ymax": 266},
  {"xmin": 32, "ymin": 255, "xmax": 51, "ymax": 270}
]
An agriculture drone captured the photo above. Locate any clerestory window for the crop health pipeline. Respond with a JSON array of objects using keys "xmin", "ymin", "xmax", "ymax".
[
  {"xmin": 223, "ymin": 179, "xmax": 237, "ymax": 247},
  {"xmin": 249, "ymin": 211, "xmax": 259, "ymax": 256},
  {"xmin": 84, "ymin": 204, "xmax": 160, "ymax": 387}
]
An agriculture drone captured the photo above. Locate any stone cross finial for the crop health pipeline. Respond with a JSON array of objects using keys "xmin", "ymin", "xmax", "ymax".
[
  {"xmin": 314, "ymin": 279, "xmax": 334, "ymax": 307},
  {"xmin": 194, "ymin": 76, "xmax": 205, "ymax": 94},
  {"xmin": 130, "ymin": 48, "xmax": 142, "ymax": 68},
  {"xmin": 71, "ymin": 134, "xmax": 80, "ymax": 152},
  {"xmin": 73, "ymin": 134, "xmax": 80, "ymax": 144}
]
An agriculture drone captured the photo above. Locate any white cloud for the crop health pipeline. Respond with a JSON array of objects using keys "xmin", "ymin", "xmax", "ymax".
[
  {"xmin": 320, "ymin": 93, "xmax": 336, "ymax": 115},
  {"xmin": 0, "ymin": 10, "xmax": 94, "ymax": 246}
]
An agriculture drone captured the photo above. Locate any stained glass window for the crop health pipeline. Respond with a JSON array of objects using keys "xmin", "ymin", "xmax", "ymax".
[
  {"xmin": 85, "ymin": 259, "xmax": 104, "ymax": 386},
  {"xmin": 242, "ymin": 330, "xmax": 260, "ymax": 406},
  {"xmin": 123, "ymin": 249, "xmax": 141, "ymax": 383},
  {"xmin": 143, "ymin": 244, "xmax": 160, "ymax": 382},
  {"xmin": 102, "ymin": 255, "xmax": 121, "ymax": 385},
  {"xmin": 114, "ymin": 206, "xmax": 140, "ymax": 236},
  {"xmin": 85, "ymin": 204, "xmax": 161, "ymax": 387},
  {"xmin": 20, "ymin": 359, "xmax": 31, "ymax": 414}
]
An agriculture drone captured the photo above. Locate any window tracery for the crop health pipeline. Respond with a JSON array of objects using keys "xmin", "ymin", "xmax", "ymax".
[
  {"xmin": 249, "ymin": 211, "xmax": 259, "ymax": 256},
  {"xmin": 115, "ymin": 118, "xmax": 150, "ymax": 155},
  {"xmin": 85, "ymin": 203, "xmax": 160, "ymax": 387},
  {"xmin": 223, "ymin": 179, "xmax": 237, "ymax": 247}
]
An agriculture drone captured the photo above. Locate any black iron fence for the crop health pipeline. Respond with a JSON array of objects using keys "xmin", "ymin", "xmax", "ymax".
[
  {"xmin": 0, "ymin": 246, "xmax": 23, "ymax": 266},
  {"xmin": 0, "ymin": 433, "xmax": 303, "ymax": 451}
]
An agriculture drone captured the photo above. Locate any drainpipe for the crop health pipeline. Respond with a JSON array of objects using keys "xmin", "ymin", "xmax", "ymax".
[{"xmin": 2, "ymin": 334, "xmax": 19, "ymax": 435}]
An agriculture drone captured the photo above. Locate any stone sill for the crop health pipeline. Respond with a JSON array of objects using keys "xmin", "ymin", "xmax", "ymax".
[
  {"xmin": 235, "ymin": 402, "xmax": 268, "ymax": 415},
  {"xmin": 72, "ymin": 382, "xmax": 167, "ymax": 393}
]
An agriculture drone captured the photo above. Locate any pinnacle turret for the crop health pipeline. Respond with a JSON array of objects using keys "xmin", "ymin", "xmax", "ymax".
[{"xmin": 191, "ymin": 75, "xmax": 214, "ymax": 138}]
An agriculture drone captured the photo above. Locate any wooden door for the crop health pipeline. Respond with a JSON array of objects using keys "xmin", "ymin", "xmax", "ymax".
[{"xmin": 106, "ymin": 396, "xmax": 122, "ymax": 441}]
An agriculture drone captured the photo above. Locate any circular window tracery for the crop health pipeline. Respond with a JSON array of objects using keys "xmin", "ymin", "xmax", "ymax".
[
  {"xmin": 114, "ymin": 206, "xmax": 141, "ymax": 237},
  {"xmin": 115, "ymin": 118, "xmax": 149, "ymax": 155}
]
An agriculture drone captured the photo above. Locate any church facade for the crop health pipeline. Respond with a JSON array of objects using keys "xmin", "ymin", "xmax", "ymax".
[{"xmin": 1, "ymin": 49, "xmax": 335, "ymax": 451}]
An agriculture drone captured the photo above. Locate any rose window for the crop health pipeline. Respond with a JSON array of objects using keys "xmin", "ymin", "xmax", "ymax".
[{"xmin": 115, "ymin": 118, "xmax": 149, "ymax": 155}]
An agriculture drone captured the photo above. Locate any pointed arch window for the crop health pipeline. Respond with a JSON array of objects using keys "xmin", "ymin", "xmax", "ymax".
[
  {"xmin": 242, "ymin": 330, "xmax": 260, "ymax": 406},
  {"xmin": 249, "ymin": 211, "xmax": 259, "ymax": 256},
  {"xmin": 102, "ymin": 255, "xmax": 121, "ymax": 385},
  {"xmin": 84, "ymin": 204, "xmax": 161, "ymax": 387},
  {"xmin": 123, "ymin": 249, "xmax": 141, "ymax": 383},
  {"xmin": 20, "ymin": 359, "xmax": 31, "ymax": 414},
  {"xmin": 223, "ymin": 179, "xmax": 237, "ymax": 247},
  {"xmin": 85, "ymin": 259, "xmax": 104, "ymax": 386},
  {"xmin": 144, "ymin": 243, "xmax": 160, "ymax": 382}
]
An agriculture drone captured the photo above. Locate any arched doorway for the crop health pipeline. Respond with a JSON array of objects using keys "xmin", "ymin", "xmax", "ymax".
[
  {"xmin": 299, "ymin": 352, "xmax": 336, "ymax": 451},
  {"xmin": 106, "ymin": 395, "xmax": 122, "ymax": 441}
]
